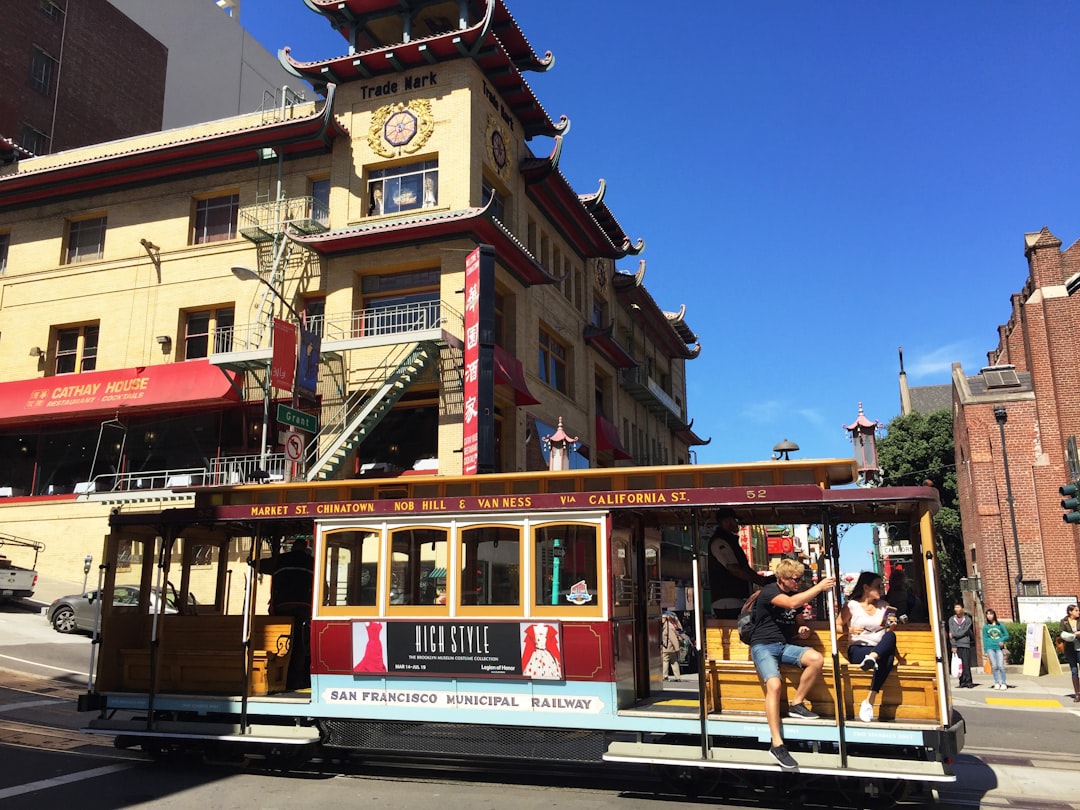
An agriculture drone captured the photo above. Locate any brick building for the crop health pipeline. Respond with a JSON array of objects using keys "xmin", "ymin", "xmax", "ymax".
[
  {"xmin": 0, "ymin": 0, "xmax": 308, "ymax": 159},
  {"xmin": 0, "ymin": 0, "xmax": 166, "ymax": 157},
  {"xmin": 0, "ymin": 0, "xmax": 705, "ymax": 586},
  {"xmin": 953, "ymin": 227, "xmax": 1080, "ymax": 620}
]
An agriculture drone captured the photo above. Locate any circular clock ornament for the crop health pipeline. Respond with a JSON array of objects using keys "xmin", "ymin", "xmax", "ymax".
[
  {"xmin": 491, "ymin": 130, "xmax": 507, "ymax": 170},
  {"xmin": 595, "ymin": 259, "xmax": 608, "ymax": 289},
  {"xmin": 384, "ymin": 110, "xmax": 418, "ymax": 147}
]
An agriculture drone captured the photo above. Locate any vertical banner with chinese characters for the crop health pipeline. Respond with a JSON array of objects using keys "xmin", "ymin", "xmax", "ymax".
[
  {"xmin": 271, "ymin": 318, "xmax": 297, "ymax": 392},
  {"xmin": 463, "ymin": 245, "xmax": 496, "ymax": 474}
]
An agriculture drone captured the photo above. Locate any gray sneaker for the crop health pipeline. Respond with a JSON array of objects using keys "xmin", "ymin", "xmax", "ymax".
[
  {"xmin": 787, "ymin": 703, "xmax": 819, "ymax": 720},
  {"xmin": 770, "ymin": 744, "xmax": 798, "ymax": 770}
]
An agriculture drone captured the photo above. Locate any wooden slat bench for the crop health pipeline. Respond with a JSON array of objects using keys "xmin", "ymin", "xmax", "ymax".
[
  {"xmin": 703, "ymin": 620, "xmax": 944, "ymax": 721},
  {"xmin": 120, "ymin": 615, "xmax": 293, "ymax": 696}
]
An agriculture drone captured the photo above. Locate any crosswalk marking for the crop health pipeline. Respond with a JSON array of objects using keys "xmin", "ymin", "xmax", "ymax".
[{"xmin": 0, "ymin": 764, "xmax": 132, "ymax": 800}]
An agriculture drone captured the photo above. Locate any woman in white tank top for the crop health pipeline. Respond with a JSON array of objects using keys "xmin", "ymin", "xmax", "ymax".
[{"xmin": 839, "ymin": 572, "xmax": 899, "ymax": 722}]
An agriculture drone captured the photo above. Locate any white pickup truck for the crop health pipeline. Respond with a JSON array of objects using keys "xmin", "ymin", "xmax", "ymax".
[{"xmin": 0, "ymin": 535, "xmax": 45, "ymax": 602}]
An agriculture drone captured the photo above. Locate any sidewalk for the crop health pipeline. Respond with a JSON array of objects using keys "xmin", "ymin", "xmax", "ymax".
[{"xmin": 950, "ymin": 664, "xmax": 1078, "ymax": 705}]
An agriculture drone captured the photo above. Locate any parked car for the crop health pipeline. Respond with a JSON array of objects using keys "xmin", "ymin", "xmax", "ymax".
[{"xmin": 46, "ymin": 585, "xmax": 193, "ymax": 634}]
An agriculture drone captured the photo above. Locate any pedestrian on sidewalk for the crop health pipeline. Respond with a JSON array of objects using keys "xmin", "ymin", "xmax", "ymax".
[
  {"xmin": 1060, "ymin": 604, "xmax": 1079, "ymax": 703},
  {"xmin": 981, "ymin": 608, "xmax": 1010, "ymax": 690},
  {"xmin": 661, "ymin": 612, "xmax": 683, "ymax": 681},
  {"xmin": 950, "ymin": 603, "xmax": 976, "ymax": 688}
]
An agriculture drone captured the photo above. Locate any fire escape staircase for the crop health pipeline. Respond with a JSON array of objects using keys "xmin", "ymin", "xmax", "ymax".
[{"xmin": 304, "ymin": 340, "xmax": 440, "ymax": 481}]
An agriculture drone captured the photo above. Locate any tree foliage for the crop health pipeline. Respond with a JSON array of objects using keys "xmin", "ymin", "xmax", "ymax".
[{"xmin": 876, "ymin": 408, "xmax": 964, "ymax": 611}]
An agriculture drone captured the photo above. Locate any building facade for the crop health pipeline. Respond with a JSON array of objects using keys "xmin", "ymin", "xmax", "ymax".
[
  {"xmin": 0, "ymin": 0, "xmax": 308, "ymax": 160},
  {"xmin": 953, "ymin": 227, "xmax": 1080, "ymax": 620},
  {"xmin": 0, "ymin": 0, "xmax": 705, "ymax": 586}
]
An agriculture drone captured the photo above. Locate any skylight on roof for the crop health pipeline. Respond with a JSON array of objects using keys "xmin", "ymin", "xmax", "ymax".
[{"xmin": 981, "ymin": 366, "xmax": 1021, "ymax": 388}]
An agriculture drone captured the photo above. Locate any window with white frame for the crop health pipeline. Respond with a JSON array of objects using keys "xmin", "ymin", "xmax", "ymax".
[
  {"xmin": 65, "ymin": 216, "xmax": 106, "ymax": 264},
  {"xmin": 368, "ymin": 160, "xmax": 438, "ymax": 215},
  {"xmin": 19, "ymin": 124, "xmax": 48, "ymax": 156},
  {"xmin": 311, "ymin": 178, "xmax": 330, "ymax": 226},
  {"xmin": 185, "ymin": 308, "xmax": 234, "ymax": 359},
  {"xmin": 30, "ymin": 47, "xmax": 56, "ymax": 95},
  {"xmin": 193, "ymin": 194, "xmax": 239, "ymax": 244},
  {"xmin": 0, "ymin": 232, "xmax": 9, "ymax": 275},
  {"xmin": 538, "ymin": 327, "xmax": 568, "ymax": 394},
  {"xmin": 54, "ymin": 324, "xmax": 99, "ymax": 375}
]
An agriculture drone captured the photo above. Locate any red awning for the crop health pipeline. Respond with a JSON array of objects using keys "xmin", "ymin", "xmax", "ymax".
[
  {"xmin": 0, "ymin": 361, "xmax": 242, "ymax": 425},
  {"xmin": 596, "ymin": 415, "xmax": 632, "ymax": 460},
  {"xmin": 494, "ymin": 345, "xmax": 540, "ymax": 406}
]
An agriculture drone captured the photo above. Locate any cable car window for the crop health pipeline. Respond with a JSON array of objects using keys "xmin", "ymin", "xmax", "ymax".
[
  {"xmin": 460, "ymin": 526, "xmax": 520, "ymax": 607},
  {"xmin": 323, "ymin": 529, "xmax": 380, "ymax": 608},
  {"xmin": 533, "ymin": 523, "xmax": 599, "ymax": 614},
  {"xmin": 390, "ymin": 527, "xmax": 447, "ymax": 607}
]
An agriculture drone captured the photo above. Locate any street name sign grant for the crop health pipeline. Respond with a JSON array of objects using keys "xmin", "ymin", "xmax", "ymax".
[{"xmin": 277, "ymin": 403, "xmax": 317, "ymax": 433}]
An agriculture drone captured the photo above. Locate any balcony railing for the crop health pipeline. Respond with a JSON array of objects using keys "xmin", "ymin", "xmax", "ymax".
[
  {"xmin": 79, "ymin": 454, "xmax": 290, "ymax": 497},
  {"xmin": 238, "ymin": 196, "xmax": 329, "ymax": 242},
  {"xmin": 323, "ymin": 299, "xmax": 442, "ymax": 342},
  {"xmin": 215, "ymin": 298, "xmax": 456, "ymax": 353},
  {"xmin": 619, "ymin": 367, "xmax": 684, "ymax": 422}
]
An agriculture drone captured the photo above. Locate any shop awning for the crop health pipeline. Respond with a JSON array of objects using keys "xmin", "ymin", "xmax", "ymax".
[
  {"xmin": 0, "ymin": 361, "xmax": 242, "ymax": 426},
  {"xmin": 494, "ymin": 345, "xmax": 540, "ymax": 406},
  {"xmin": 596, "ymin": 415, "xmax": 632, "ymax": 460}
]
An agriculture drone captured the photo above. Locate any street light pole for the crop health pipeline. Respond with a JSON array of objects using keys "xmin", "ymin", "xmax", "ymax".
[
  {"xmin": 231, "ymin": 265, "xmax": 302, "ymax": 322},
  {"xmin": 231, "ymin": 265, "xmax": 301, "ymax": 474},
  {"xmin": 994, "ymin": 405, "xmax": 1024, "ymax": 620}
]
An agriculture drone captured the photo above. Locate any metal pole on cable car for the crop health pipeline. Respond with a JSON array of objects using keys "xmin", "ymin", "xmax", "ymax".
[
  {"xmin": 146, "ymin": 528, "xmax": 174, "ymax": 731},
  {"xmin": 825, "ymin": 517, "xmax": 848, "ymax": 766},
  {"xmin": 239, "ymin": 530, "xmax": 262, "ymax": 734},
  {"xmin": 691, "ymin": 508, "xmax": 709, "ymax": 758},
  {"xmin": 920, "ymin": 511, "xmax": 950, "ymax": 724}
]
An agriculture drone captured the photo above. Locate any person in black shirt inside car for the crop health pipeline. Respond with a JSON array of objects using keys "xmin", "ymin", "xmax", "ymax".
[
  {"xmin": 259, "ymin": 538, "xmax": 315, "ymax": 690},
  {"xmin": 708, "ymin": 507, "xmax": 774, "ymax": 618},
  {"xmin": 749, "ymin": 557, "xmax": 835, "ymax": 771}
]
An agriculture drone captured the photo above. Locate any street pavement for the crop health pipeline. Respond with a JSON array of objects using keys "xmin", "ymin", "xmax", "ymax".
[{"xmin": 21, "ymin": 579, "xmax": 1080, "ymax": 806}]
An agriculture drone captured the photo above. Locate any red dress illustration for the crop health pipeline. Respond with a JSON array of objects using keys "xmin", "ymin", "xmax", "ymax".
[
  {"xmin": 354, "ymin": 621, "xmax": 387, "ymax": 673},
  {"xmin": 521, "ymin": 623, "xmax": 562, "ymax": 679}
]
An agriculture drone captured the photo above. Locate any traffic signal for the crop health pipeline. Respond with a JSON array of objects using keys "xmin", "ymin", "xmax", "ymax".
[{"xmin": 1061, "ymin": 481, "xmax": 1080, "ymax": 524}]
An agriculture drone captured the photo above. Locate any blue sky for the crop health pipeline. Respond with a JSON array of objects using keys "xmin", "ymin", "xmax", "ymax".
[{"xmin": 242, "ymin": 2, "xmax": 1080, "ymax": 572}]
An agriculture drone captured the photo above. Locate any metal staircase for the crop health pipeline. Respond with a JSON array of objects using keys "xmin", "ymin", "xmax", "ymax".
[{"xmin": 305, "ymin": 340, "xmax": 440, "ymax": 481}]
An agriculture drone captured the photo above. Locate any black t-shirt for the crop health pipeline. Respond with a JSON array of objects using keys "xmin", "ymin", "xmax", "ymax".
[
  {"xmin": 707, "ymin": 528, "xmax": 753, "ymax": 603},
  {"xmin": 749, "ymin": 581, "xmax": 799, "ymax": 645}
]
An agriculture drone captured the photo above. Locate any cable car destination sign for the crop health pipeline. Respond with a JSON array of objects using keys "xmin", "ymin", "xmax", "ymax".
[{"xmin": 212, "ymin": 485, "xmax": 834, "ymax": 520}]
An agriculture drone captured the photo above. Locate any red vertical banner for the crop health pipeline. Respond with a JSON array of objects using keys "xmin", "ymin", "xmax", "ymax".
[
  {"xmin": 271, "ymin": 318, "xmax": 297, "ymax": 392},
  {"xmin": 462, "ymin": 247, "xmax": 480, "ymax": 475}
]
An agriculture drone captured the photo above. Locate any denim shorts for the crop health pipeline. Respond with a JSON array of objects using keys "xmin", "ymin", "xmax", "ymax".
[{"xmin": 750, "ymin": 641, "xmax": 809, "ymax": 682}]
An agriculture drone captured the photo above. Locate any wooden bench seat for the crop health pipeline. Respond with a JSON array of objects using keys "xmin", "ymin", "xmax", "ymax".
[
  {"xmin": 703, "ymin": 620, "xmax": 944, "ymax": 721},
  {"xmin": 120, "ymin": 615, "xmax": 293, "ymax": 696}
]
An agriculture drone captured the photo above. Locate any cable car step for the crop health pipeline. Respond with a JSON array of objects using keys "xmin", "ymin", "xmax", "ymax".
[
  {"xmin": 603, "ymin": 741, "xmax": 955, "ymax": 782},
  {"xmin": 83, "ymin": 718, "xmax": 319, "ymax": 745}
]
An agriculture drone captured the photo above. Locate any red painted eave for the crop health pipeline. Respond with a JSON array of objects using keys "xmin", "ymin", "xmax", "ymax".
[
  {"xmin": 290, "ymin": 207, "xmax": 556, "ymax": 286},
  {"xmin": 522, "ymin": 146, "xmax": 624, "ymax": 259},
  {"xmin": 0, "ymin": 100, "xmax": 346, "ymax": 211},
  {"xmin": 613, "ymin": 286, "xmax": 697, "ymax": 360},
  {"xmin": 583, "ymin": 323, "xmax": 638, "ymax": 369},
  {"xmin": 303, "ymin": 0, "xmax": 554, "ymax": 71},
  {"xmin": 284, "ymin": 2, "xmax": 560, "ymax": 138}
]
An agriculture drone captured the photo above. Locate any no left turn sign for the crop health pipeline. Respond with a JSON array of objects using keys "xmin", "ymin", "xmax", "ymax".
[{"xmin": 284, "ymin": 432, "xmax": 305, "ymax": 462}]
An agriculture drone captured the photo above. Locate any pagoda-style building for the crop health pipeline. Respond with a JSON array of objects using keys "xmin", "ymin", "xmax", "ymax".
[{"xmin": 0, "ymin": 0, "xmax": 705, "ymax": 584}]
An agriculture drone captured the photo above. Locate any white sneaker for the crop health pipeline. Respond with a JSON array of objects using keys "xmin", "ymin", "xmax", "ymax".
[{"xmin": 859, "ymin": 700, "xmax": 874, "ymax": 722}]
